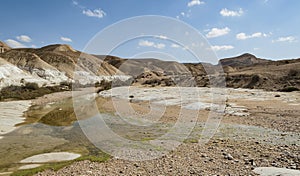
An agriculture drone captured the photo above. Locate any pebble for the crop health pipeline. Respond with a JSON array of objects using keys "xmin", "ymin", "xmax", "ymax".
[{"xmin": 224, "ymin": 153, "xmax": 234, "ymax": 160}]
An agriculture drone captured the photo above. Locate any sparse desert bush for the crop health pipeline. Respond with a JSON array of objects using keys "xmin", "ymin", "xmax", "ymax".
[
  {"xmin": 0, "ymin": 84, "xmax": 65, "ymax": 101},
  {"xmin": 60, "ymin": 81, "xmax": 72, "ymax": 87},
  {"xmin": 142, "ymin": 78, "xmax": 161, "ymax": 85},
  {"xmin": 288, "ymin": 69, "xmax": 298, "ymax": 77},
  {"xmin": 279, "ymin": 86, "xmax": 299, "ymax": 92},
  {"xmin": 251, "ymin": 75, "xmax": 260, "ymax": 83},
  {"xmin": 24, "ymin": 82, "xmax": 39, "ymax": 90},
  {"xmin": 100, "ymin": 80, "xmax": 112, "ymax": 90},
  {"xmin": 163, "ymin": 78, "xmax": 175, "ymax": 86},
  {"xmin": 244, "ymin": 75, "xmax": 260, "ymax": 88}
]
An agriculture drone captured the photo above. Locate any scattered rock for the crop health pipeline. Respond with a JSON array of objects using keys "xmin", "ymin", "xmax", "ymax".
[
  {"xmin": 224, "ymin": 153, "xmax": 234, "ymax": 160},
  {"xmin": 253, "ymin": 167, "xmax": 300, "ymax": 176}
]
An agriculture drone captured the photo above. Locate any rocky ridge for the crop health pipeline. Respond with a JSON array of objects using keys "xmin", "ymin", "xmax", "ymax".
[{"xmin": 0, "ymin": 41, "xmax": 299, "ymax": 91}]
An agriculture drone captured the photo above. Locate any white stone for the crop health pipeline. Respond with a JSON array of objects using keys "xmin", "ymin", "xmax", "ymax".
[
  {"xmin": 253, "ymin": 167, "xmax": 300, "ymax": 176},
  {"xmin": 19, "ymin": 164, "xmax": 42, "ymax": 170},
  {"xmin": 20, "ymin": 152, "xmax": 81, "ymax": 163}
]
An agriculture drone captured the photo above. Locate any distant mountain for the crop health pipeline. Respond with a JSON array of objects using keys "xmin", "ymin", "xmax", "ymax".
[
  {"xmin": 0, "ymin": 41, "xmax": 299, "ymax": 91},
  {"xmin": 219, "ymin": 53, "xmax": 270, "ymax": 67}
]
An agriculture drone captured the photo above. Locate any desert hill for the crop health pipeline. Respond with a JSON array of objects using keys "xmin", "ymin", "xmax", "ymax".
[
  {"xmin": 0, "ymin": 43, "xmax": 129, "ymax": 88},
  {"xmin": 0, "ymin": 57, "xmax": 48, "ymax": 88},
  {"xmin": 0, "ymin": 41, "xmax": 299, "ymax": 91},
  {"xmin": 219, "ymin": 53, "xmax": 270, "ymax": 67},
  {"xmin": 224, "ymin": 57, "xmax": 300, "ymax": 90},
  {"xmin": 96, "ymin": 53, "xmax": 299, "ymax": 90}
]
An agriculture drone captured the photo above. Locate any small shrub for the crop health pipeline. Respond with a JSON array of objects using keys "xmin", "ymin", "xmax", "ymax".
[
  {"xmin": 288, "ymin": 69, "xmax": 298, "ymax": 77},
  {"xmin": 24, "ymin": 82, "xmax": 39, "ymax": 90},
  {"xmin": 183, "ymin": 138, "xmax": 198, "ymax": 143},
  {"xmin": 100, "ymin": 80, "xmax": 112, "ymax": 90},
  {"xmin": 143, "ymin": 79, "xmax": 161, "ymax": 85},
  {"xmin": 162, "ymin": 78, "xmax": 175, "ymax": 86},
  {"xmin": 0, "ymin": 84, "xmax": 66, "ymax": 101},
  {"xmin": 20, "ymin": 78, "xmax": 25, "ymax": 84},
  {"xmin": 251, "ymin": 75, "xmax": 260, "ymax": 82},
  {"xmin": 60, "ymin": 81, "xmax": 71, "ymax": 87},
  {"xmin": 94, "ymin": 81, "xmax": 101, "ymax": 87},
  {"xmin": 279, "ymin": 86, "xmax": 299, "ymax": 92},
  {"xmin": 244, "ymin": 75, "xmax": 260, "ymax": 88}
]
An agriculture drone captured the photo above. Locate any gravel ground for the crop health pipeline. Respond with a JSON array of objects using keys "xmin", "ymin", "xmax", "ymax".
[
  {"xmin": 36, "ymin": 139, "xmax": 299, "ymax": 175},
  {"xmin": 34, "ymin": 87, "xmax": 300, "ymax": 175}
]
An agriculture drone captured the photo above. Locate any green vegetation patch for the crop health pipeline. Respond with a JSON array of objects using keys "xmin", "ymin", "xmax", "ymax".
[
  {"xmin": 0, "ymin": 83, "xmax": 65, "ymax": 101},
  {"xmin": 183, "ymin": 138, "xmax": 199, "ymax": 144}
]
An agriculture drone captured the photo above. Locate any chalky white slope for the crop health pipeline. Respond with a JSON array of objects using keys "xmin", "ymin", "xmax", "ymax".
[{"xmin": 0, "ymin": 58, "xmax": 49, "ymax": 88}]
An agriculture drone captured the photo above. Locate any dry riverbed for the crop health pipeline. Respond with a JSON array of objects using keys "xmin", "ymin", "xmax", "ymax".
[
  {"xmin": 0, "ymin": 87, "xmax": 299, "ymax": 175},
  {"xmin": 37, "ymin": 87, "xmax": 300, "ymax": 175}
]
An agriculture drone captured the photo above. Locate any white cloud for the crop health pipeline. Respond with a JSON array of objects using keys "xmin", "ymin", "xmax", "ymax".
[
  {"xmin": 73, "ymin": 1, "xmax": 105, "ymax": 18},
  {"xmin": 155, "ymin": 43, "xmax": 166, "ymax": 49},
  {"xmin": 155, "ymin": 35, "xmax": 168, "ymax": 40},
  {"xmin": 82, "ymin": 8, "xmax": 106, "ymax": 18},
  {"xmin": 187, "ymin": 0, "xmax": 205, "ymax": 7},
  {"xmin": 220, "ymin": 8, "xmax": 243, "ymax": 17},
  {"xmin": 139, "ymin": 40, "xmax": 154, "ymax": 47},
  {"xmin": 211, "ymin": 45, "xmax": 234, "ymax": 51},
  {"xmin": 236, "ymin": 32, "xmax": 268, "ymax": 40},
  {"xmin": 72, "ymin": 0, "xmax": 78, "ymax": 6},
  {"xmin": 171, "ymin": 44, "xmax": 180, "ymax": 48},
  {"xmin": 182, "ymin": 46, "xmax": 189, "ymax": 50},
  {"xmin": 180, "ymin": 12, "xmax": 190, "ymax": 18},
  {"xmin": 72, "ymin": 0, "xmax": 85, "ymax": 9},
  {"xmin": 178, "ymin": 9, "xmax": 192, "ymax": 18},
  {"xmin": 206, "ymin": 27, "xmax": 230, "ymax": 38},
  {"xmin": 138, "ymin": 40, "xmax": 165, "ymax": 49},
  {"xmin": 60, "ymin": 37, "xmax": 72, "ymax": 42},
  {"xmin": 5, "ymin": 39, "xmax": 26, "ymax": 48},
  {"xmin": 272, "ymin": 36, "xmax": 297, "ymax": 43},
  {"xmin": 16, "ymin": 35, "xmax": 32, "ymax": 43}
]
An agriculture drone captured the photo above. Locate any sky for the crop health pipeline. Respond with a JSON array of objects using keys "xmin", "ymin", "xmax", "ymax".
[{"xmin": 0, "ymin": 0, "xmax": 300, "ymax": 63}]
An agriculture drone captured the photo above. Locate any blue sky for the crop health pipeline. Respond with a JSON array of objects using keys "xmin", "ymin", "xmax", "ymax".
[{"xmin": 0, "ymin": 0, "xmax": 299, "ymax": 62}]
